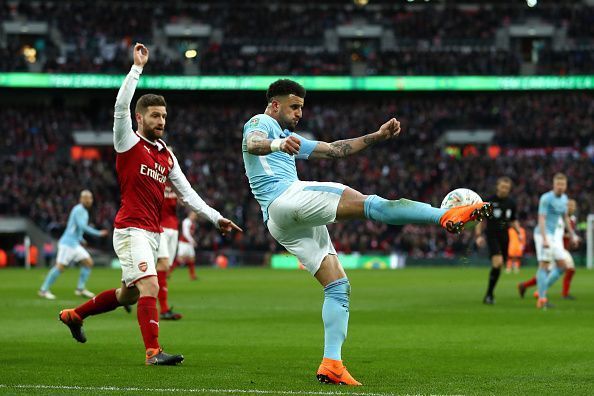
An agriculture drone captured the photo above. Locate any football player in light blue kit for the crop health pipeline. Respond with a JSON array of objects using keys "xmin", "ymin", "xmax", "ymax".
[
  {"xmin": 242, "ymin": 79, "xmax": 492, "ymax": 385},
  {"xmin": 38, "ymin": 190, "xmax": 108, "ymax": 300},
  {"xmin": 533, "ymin": 173, "xmax": 578, "ymax": 309}
]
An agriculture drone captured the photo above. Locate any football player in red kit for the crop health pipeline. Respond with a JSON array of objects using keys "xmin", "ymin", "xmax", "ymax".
[{"xmin": 58, "ymin": 43, "xmax": 241, "ymax": 365}]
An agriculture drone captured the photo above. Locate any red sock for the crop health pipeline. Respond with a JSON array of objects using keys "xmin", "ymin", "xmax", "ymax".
[
  {"xmin": 157, "ymin": 271, "xmax": 170, "ymax": 313},
  {"xmin": 562, "ymin": 268, "xmax": 575, "ymax": 297},
  {"xmin": 75, "ymin": 288, "xmax": 120, "ymax": 319},
  {"xmin": 168, "ymin": 259, "xmax": 179, "ymax": 276},
  {"xmin": 523, "ymin": 277, "xmax": 537, "ymax": 289},
  {"xmin": 188, "ymin": 260, "xmax": 196, "ymax": 279},
  {"xmin": 137, "ymin": 296, "xmax": 160, "ymax": 350}
]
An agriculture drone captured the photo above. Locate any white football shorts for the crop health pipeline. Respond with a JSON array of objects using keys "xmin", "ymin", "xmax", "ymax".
[
  {"xmin": 157, "ymin": 227, "xmax": 179, "ymax": 264},
  {"xmin": 267, "ymin": 180, "xmax": 346, "ymax": 275},
  {"xmin": 56, "ymin": 244, "xmax": 91, "ymax": 266},
  {"xmin": 534, "ymin": 232, "xmax": 566, "ymax": 263},
  {"xmin": 177, "ymin": 241, "xmax": 195, "ymax": 258},
  {"xmin": 113, "ymin": 227, "xmax": 159, "ymax": 287}
]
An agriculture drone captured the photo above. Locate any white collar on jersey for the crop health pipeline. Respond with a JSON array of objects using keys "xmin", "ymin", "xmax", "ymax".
[{"xmin": 136, "ymin": 131, "xmax": 165, "ymax": 151}]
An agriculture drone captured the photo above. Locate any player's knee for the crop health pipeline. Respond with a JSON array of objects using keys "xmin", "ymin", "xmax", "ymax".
[
  {"xmin": 156, "ymin": 258, "xmax": 168, "ymax": 271},
  {"xmin": 84, "ymin": 258, "xmax": 94, "ymax": 268},
  {"xmin": 56, "ymin": 263, "xmax": 66, "ymax": 272}
]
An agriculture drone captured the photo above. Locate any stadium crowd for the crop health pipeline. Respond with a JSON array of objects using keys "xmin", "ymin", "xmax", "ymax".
[
  {"xmin": 1, "ymin": 1, "xmax": 594, "ymax": 75},
  {"xmin": 2, "ymin": 92, "xmax": 592, "ymax": 259}
]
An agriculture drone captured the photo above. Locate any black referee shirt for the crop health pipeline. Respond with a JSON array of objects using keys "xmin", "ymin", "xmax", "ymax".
[{"xmin": 485, "ymin": 194, "xmax": 517, "ymax": 234}]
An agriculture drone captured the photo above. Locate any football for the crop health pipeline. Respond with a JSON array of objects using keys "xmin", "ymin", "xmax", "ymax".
[{"xmin": 440, "ymin": 188, "xmax": 483, "ymax": 209}]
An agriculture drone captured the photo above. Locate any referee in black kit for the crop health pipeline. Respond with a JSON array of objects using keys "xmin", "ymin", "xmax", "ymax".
[{"xmin": 475, "ymin": 177, "xmax": 522, "ymax": 305}]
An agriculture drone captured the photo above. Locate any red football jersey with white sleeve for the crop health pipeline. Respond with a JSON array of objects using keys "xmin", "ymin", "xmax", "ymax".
[
  {"xmin": 114, "ymin": 133, "xmax": 173, "ymax": 233},
  {"xmin": 161, "ymin": 184, "xmax": 179, "ymax": 230},
  {"xmin": 563, "ymin": 215, "xmax": 577, "ymax": 250},
  {"xmin": 179, "ymin": 217, "xmax": 196, "ymax": 244}
]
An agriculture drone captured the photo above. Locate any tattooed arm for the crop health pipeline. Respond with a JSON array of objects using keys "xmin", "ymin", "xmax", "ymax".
[
  {"xmin": 309, "ymin": 118, "xmax": 401, "ymax": 160},
  {"xmin": 245, "ymin": 130, "xmax": 301, "ymax": 156}
]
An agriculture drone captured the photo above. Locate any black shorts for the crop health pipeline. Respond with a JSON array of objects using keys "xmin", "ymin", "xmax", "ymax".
[{"xmin": 486, "ymin": 231, "xmax": 509, "ymax": 261}]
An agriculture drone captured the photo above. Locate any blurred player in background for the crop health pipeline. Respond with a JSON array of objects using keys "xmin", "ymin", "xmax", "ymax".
[
  {"xmin": 527, "ymin": 174, "xmax": 577, "ymax": 309},
  {"xmin": 474, "ymin": 177, "xmax": 522, "ymax": 304},
  {"xmin": 174, "ymin": 211, "xmax": 199, "ymax": 280},
  {"xmin": 38, "ymin": 190, "xmax": 108, "ymax": 300},
  {"xmin": 506, "ymin": 223, "xmax": 526, "ymax": 273},
  {"xmin": 156, "ymin": 183, "xmax": 183, "ymax": 319},
  {"xmin": 518, "ymin": 198, "xmax": 579, "ymax": 300},
  {"xmin": 58, "ymin": 43, "xmax": 241, "ymax": 365},
  {"xmin": 242, "ymin": 79, "xmax": 492, "ymax": 385}
]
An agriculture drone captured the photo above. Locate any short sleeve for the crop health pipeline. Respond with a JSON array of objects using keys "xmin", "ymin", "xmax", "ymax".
[
  {"xmin": 291, "ymin": 132, "xmax": 319, "ymax": 160},
  {"xmin": 538, "ymin": 194, "xmax": 549, "ymax": 215},
  {"xmin": 243, "ymin": 116, "xmax": 273, "ymax": 139}
]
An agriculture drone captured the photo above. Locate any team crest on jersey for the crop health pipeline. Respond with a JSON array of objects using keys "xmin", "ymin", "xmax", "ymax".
[
  {"xmin": 250, "ymin": 118, "xmax": 260, "ymax": 126},
  {"xmin": 138, "ymin": 262, "xmax": 148, "ymax": 272}
]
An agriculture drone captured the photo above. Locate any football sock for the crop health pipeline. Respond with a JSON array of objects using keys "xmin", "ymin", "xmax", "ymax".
[
  {"xmin": 524, "ymin": 277, "xmax": 537, "ymax": 288},
  {"xmin": 77, "ymin": 266, "xmax": 91, "ymax": 290},
  {"xmin": 536, "ymin": 268, "xmax": 548, "ymax": 299},
  {"xmin": 364, "ymin": 196, "xmax": 446, "ymax": 225},
  {"xmin": 75, "ymin": 288, "xmax": 120, "ymax": 319},
  {"xmin": 40, "ymin": 266, "xmax": 61, "ymax": 291},
  {"xmin": 486, "ymin": 267, "xmax": 501, "ymax": 297},
  {"xmin": 157, "ymin": 270, "xmax": 170, "ymax": 313},
  {"xmin": 188, "ymin": 260, "xmax": 196, "ymax": 279},
  {"xmin": 137, "ymin": 296, "xmax": 160, "ymax": 350},
  {"xmin": 546, "ymin": 267, "xmax": 564, "ymax": 288},
  {"xmin": 322, "ymin": 277, "xmax": 350, "ymax": 361},
  {"xmin": 562, "ymin": 268, "xmax": 575, "ymax": 297}
]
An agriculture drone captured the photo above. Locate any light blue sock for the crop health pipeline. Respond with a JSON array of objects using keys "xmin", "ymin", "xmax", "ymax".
[
  {"xmin": 546, "ymin": 267, "xmax": 564, "ymax": 289},
  {"xmin": 364, "ymin": 195, "xmax": 446, "ymax": 225},
  {"xmin": 77, "ymin": 266, "xmax": 91, "ymax": 290},
  {"xmin": 536, "ymin": 268, "xmax": 548, "ymax": 299},
  {"xmin": 322, "ymin": 277, "xmax": 350, "ymax": 361},
  {"xmin": 41, "ymin": 266, "xmax": 62, "ymax": 292}
]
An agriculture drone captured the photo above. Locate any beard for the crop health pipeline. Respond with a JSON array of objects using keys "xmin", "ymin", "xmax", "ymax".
[{"xmin": 142, "ymin": 123, "xmax": 164, "ymax": 141}]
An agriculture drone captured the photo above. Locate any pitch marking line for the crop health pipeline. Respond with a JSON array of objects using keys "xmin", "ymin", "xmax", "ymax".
[{"xmin": 0, "ymin": 384, "xmax": 397, "ymax": 396}]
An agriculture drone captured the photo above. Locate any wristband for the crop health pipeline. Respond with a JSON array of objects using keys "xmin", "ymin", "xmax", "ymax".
[{"xmin": 270, "ymin": 139, "xmax": 283, "ymax": 152}]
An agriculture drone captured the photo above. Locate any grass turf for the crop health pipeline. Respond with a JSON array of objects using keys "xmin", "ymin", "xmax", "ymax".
[{"xmin": 0, "ymin": 266, "xmax": 593, "ymax": 395}]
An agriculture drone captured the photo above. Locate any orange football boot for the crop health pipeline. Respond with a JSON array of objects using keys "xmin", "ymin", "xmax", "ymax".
[
  {"xmin": 440, "ymin": 202, "xmax": 493, "ymax": 234},
  {"xmin": 59, "ymin": 308, "xmax": 86, "ymax": 343},
  {"xmin": 317, "ymin": 358, "xmax": 362, "ymax": 386},
  {"xmin": 536, "ymin": 297, "xmax": 548, "ymax": 309}
]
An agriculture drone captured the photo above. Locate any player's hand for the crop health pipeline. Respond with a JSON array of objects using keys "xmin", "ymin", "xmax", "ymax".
[
  {"xmin": 280, "ymin": 136, "xmax": 301, "ymax": 155},
  {"xmin": 378, "ymin": 118, "xmax": 401, "ymax": 140},
  {"xmin": 570, "ymin": 234, "xmax": 580, "ymax": 249},
  {"xmin": 99, "ymin": 229, "xmax": 109, "ymax": 237},
  {"xmin": 133, "ymin": 43, "xmax": 149, "ymax": 67},
  {"xmin": 217, "ymin": 218, "xmax": 243, "ymax": 236},
  {"xmin": 475, "ymin": 235, "xmax": 486, "ymax": 248},
  {"xmin": 543, "ymin": 239, "xmax": 550, "ymax": 248}
]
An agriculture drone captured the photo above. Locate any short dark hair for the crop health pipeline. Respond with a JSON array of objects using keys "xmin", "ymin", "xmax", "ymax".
[
  {"xmin": 266, "ymin": 79, "xmax": 306, "ymax": 103},
  {"xmin": 135, "ymin": 94, "xmax": 167, "ymax": 114}
]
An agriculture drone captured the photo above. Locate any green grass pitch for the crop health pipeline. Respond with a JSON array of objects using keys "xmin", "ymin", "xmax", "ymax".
[{"xmin": 1, "ymin": 266, "xmax": 593, "ymax": 395}]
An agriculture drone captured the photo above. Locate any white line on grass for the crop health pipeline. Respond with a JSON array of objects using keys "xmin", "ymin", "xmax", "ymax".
[{"xmin": 0, "ymin": 384, "xmax": 396, "ymax": 396}]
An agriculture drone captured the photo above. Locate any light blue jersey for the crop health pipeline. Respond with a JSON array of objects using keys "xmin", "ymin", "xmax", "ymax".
[
  {"xmin": 535, "ymin": 191, "xmax": 568, "ymax": 235},
  {"xmin": 59, "ymin": 203, "xmax": 102, "ymax": 247},
  {"xmin": 242, "ymin": 113, "xmax": 318, "ymax": 221}
]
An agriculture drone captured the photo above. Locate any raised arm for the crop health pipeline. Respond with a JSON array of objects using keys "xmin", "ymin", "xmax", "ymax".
[
  {"xmin": 113, "ymin": 43, "xmax": 148, "ymax": 153},
  {"xmin": 309, "ymin": 118, "xmax": 401, "ymax": 160},
  {"xmin": 167, "ymin": 151, "xmax": 243, "ymax": 235}
]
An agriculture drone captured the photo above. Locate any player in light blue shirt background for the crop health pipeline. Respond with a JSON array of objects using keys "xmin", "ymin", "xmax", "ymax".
[
  {"xmin": 533, "ymin": 173, "xmax": 578, "ymax": 309},
  {"xmin": 39, "ymin": 190, "xmax": 108, "ymax": 300},
  {"xmin": 242, "ymin": 79, "xmax": 492, "ymax": 385}
]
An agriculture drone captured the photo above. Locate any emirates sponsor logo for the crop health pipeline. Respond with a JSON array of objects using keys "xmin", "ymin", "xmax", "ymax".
[
  {"xmin": 139, "ymin": 162, "xmax": 167, "ymax": 183},
  {"xmin": 138, "ymin": 262, "xmax": 148, "ymax": 272}
]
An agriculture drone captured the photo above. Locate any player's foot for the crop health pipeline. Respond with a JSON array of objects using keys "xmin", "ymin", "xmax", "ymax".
[
  {"xmin": 439, "ymin": 203, "xmax": 493, "ymax": 234},
  {"xmin": 536, "ymin": 298, "xmax": 554, "ymax": 310},
  {"xmin": 123, "ymin": 305, "xmax": 132, "ymax": 313},
  {"xmin": 533, "ymin": 291, "xmax": 539, "ymax": 299},
  {"xmin": 517, "ymin": 283, "xmax": 527, "ymax": 299},
  {"xmin": 562, "ymin": 294, "xmax": 576, "ymax": 300},
  {"xmin": 513, "ymin": 268, "xmax": 520, "ymax": 274},
  {"xmin": 160, "ymin": 307, "xmax": 183, "ymax": 320},
  {"xmin": 505, "ymin": 268, "xmax": 511, "ymax": 274},
  {"xmin": 190, "ymin": 275, "xmax": 197, "ymax": 281},
  {"xmin": 38, "ymin": 290, "xmax": 56, "ymax": 300},
  {"xmin": 316, "ymin": 358, "xmax": 362, "ymax": 386},
  {"xmin": 59, "ymin": 309, "xmax": 86, "ymax": 343},
  {"xmin": 483, "ymin": 295, "xmax": 495, "ymax": 305},
  {"xmin": 75, "ymin": 289, "xmax": 95, "ymax": 298},
  {"xmin": 145, "ymin": 348, "xmax": 184, "ymax": 366}
]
